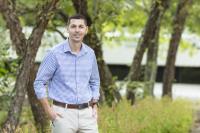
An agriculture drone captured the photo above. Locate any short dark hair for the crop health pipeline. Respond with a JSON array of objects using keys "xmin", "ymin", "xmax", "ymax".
[{"xmin": 67, "ymin": 14, "xmax": 87, "ymax": 26}]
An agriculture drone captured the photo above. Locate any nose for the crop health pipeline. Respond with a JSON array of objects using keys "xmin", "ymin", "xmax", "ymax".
[{"xmin": 75, "ymin": 27, "xmax": 79, "ymax": 32}]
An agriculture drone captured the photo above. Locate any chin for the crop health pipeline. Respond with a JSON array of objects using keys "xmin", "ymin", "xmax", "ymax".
[
  {"xmin": 74, "ymin": 37, "xmax": 83, "ymax": 41},
  {"xmin": 73, "ymin": 39, "xmax": 82, "ymax": 43}
]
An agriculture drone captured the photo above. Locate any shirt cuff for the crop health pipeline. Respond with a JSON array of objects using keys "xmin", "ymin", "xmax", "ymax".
[
  {"xmin": 91, "ymin": 97, "xmax": 99, "ymax": 103},
  {"xmin": 36, "ymin": 93, "xmax": 47, "ymax": 99}
]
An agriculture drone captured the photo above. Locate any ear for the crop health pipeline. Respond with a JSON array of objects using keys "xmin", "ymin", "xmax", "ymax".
[{"xmin": 85, "ymin": 26, "xmax": 88, "ymax": 34}]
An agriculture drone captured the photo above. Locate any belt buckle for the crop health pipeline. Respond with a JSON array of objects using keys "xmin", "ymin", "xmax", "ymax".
[
  {"xmin": 78, "ymin": 104, "xmax": 82, "ymax": 109},
  {"xmin": 78, "ymin": 103, "xmax": 89, "ymax": 109},
  {"xmin": 78, "ymin": 104, "xmax": 86, "ymax": 109}
]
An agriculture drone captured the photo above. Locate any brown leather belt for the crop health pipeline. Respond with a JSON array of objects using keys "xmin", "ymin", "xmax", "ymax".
[{"xmin": 53, "ymin": 100, "xmax": 92, "ymax": 109}]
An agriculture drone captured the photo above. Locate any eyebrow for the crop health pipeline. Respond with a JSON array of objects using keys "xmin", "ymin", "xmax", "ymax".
[{"xmin": 70, "ymin": 24, "xmax": 85, "ymax": 27}]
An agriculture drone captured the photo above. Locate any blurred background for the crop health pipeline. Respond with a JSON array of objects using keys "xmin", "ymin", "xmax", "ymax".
[{"xmin": 0, "ymin": 0, "xmax": 200, "ymax": 132}]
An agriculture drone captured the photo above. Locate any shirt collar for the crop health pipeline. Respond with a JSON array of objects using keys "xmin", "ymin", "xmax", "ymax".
[{"xmin": 63, "ymin": 39, "xmax": 88, "ymax": 56}]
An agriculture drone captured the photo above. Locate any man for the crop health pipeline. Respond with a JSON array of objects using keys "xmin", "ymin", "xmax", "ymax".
[{"xmin": 34, "ymin": 14, "xmax": 100, "ymax": 133}]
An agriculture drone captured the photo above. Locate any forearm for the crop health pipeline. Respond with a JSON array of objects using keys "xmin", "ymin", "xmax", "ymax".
[
  {"xmin": 91, "ymin": 87, "xmax": 100, "ymax": 101},
  {"xmin": 39, "ymin": 98, "xmax": 56, "ymax": 120},
  {"xmin": 92, "ymin": 103, "xmax": 98, "ymax": 120},
  {"xmin": 39, "ymin": 98, "xmax": 51, "ymax": 113},
  {"xmin": 90, "ymin": 53, "xmax": 100, "ymax": 100}
]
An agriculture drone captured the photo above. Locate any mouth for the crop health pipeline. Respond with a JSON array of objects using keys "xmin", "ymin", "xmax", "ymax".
[
  {"xmin": 73, "ymin": 35, "xmax": 81, "ymax": 38},
  {"xmin": 74, "ymin": 36, "xmax": 80, "ymax": 39}
]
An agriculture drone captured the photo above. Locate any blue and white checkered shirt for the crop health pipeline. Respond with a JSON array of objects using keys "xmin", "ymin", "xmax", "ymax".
[{"xmin": 34, "ymin": 40, "xmax": 100, "ymax": 104}]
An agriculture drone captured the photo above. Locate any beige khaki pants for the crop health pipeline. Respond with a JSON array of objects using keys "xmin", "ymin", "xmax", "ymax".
[{"xmin": 51, "ymin": 105, "xmax": 98, "ymax": 133}]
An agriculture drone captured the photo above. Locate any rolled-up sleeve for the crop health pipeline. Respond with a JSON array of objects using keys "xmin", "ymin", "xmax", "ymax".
[
  {"xmin": 34, "ymin": 51, "xmax": 57, "ymax": 99},
  {"xmin": 89, "ymin": 53, "xmax": 100, "ymax": 100}
]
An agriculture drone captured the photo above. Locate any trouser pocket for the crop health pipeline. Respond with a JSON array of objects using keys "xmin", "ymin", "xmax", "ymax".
[
  {"xmin": 51, "ymin": 105, "xmax": 64, "ymax": 127},
  {"xmin": 52, "ymin": 116, "xmax": 59, "ymax": 127}
]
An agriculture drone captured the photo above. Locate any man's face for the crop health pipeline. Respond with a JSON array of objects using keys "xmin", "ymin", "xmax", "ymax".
[{"xmin": 67, "ymin": 19, "xmax": 88, "ymax": 43}]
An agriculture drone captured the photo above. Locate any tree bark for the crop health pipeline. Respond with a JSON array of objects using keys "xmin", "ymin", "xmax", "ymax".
[
  {"xmin": 162, "ymin": 0, "xmax": 192, "ymax": 97},
  {"xmin": 27, "ymin": 64, "xmax": 50, "ymax": 133},
  {"xmin": 144, "ymin": 29, "xmax": 159, "ymax": 96},
  {"xmin": 85, "ymin": 27, "xmax": 121, "ymax": 105},
  {"xmin": 127, "ymin": 0, "xmax": 170, "ymax": 103},
  {"xmin": 128, "ymin": 0, "xmax": 170, "ymax": 81},
  {"xmin": 0, "ymin": 0, "xmax": 26, "ymax": 57},
  {"xmin": 71, "ymin": 0, "xmax": 121, "ymax": 105},
  {"xmin": 0, "ymin": 0, "xmax": 59, "ymax": 132},
  {"xmin": 144, "ymin": 0, "xmax": 170, "ymax": 96}
]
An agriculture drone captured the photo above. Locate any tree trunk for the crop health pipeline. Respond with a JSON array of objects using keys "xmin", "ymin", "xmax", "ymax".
[
  {"xmin": 85, "ymin": 27, "xmax": 121, "ymax": 105},
  {"xmin": 27, "ymin": 64, "xmax": 50, "ymax": 133},
  {"xmin": 144, "ymin": 30, "xmax": 159, "ymax": 96},
  {"xmin": 162, "ymin": 0, "xmax": 192, "ymax": 97},
  {"xmin": 0, "ymin": 0, "xmax": 59, "ymax": 132},
  {"xmin": 128, "ymin": 0, "xmax": 170, "ymax": 81},
  {"xmin": 72, "ymin": 0, "xmax": 121, "ymax": 105},
  {"xmin": 127, "ymin": 0, "xmax": 170, "ymax": 103},
  {"xmin": 2, "ymin": 47, "xmax": 36, "ymax": 132}
]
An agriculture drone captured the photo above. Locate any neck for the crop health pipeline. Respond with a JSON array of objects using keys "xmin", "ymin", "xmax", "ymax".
[{"xmin": 68, "ymin": 39, "xmax": 82, "ymax": 53}]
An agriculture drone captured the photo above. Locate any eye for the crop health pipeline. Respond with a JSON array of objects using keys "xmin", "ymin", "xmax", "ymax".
[
  {"xmin": 70, "ymin": 25, "xmax": 76, "ymax": 28},
  {"xmin": 79, "ymin": 25, "xmax": 84, "ymax": 28}
]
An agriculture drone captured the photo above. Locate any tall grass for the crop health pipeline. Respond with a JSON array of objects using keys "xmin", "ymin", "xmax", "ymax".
[
  {"xmin": 98, "ymin": 97, "xmax": 194, "ymax": 133},
  {"xmin": 0, "ymin": 97, "xmax": 194, "ymax": 133}
]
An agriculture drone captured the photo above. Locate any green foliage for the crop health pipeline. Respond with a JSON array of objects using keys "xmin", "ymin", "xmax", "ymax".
[
  {"xmin": 0, "ymin": 59, "xmax": 18, "ymax": 111},
  {"xmin": 160, "ymin": 0, "xmax": 178, "ymax": 33},
  {"xmin": 0, "ymin": 27, "xmax": 18, "ymax": 92},
  {"xmin": 15, "ymin": 105, "xmax": 38, "ymax": 133},
  {"xmin": 127, "ymin": 81, "xmax": 145, "ymax": 90},
  {"xmin": 14, "ymin": 0, "xmax": 75, "ymax": 26},
  {"xmin": 186, "ymin": 0, "xmax": 200, "ymax": 35},
  {"xmin": 0, "ymin": 59, "xmax": 18, "ymax": 125},
  {"xmin": 0, "ymin": 97, "xmax": 194, "ymax": 133},
  {"xmin": 16, "ymin": 0, "xmax": 45, "ymax": 26},
  {"xmin": 0, "ymin": 28, "xmax": 18, "ymax": 111},
  {"xmin": 99, "ymin": 97, "xmax": 193, "ymax": 133},
  {"xmin": 103, "ymin": 76, "xmax": 119, "ymax": 106},
  {"xmin": 179, "ymin": 39, "xmax": 197, "ymax": 54},
  {"xmin": 87, "ymin": 0, "xmax": 147, "ymax": 45},
  {"xmin": 161, "ymin": 0, "xmax": 200, "ymax": 36},
  {"xmin": 0, "ymin": 29, "xmax": 10, "ymax": 58},
  {"xmin": 0, "ymin": 15, "xmax": 6, "ymax": 27},
  {"xmin": 0, "ymin": 110, "xmax": 7, "ymax": 125}
]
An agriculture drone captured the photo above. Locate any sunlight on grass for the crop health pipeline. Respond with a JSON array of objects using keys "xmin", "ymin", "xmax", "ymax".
[
  {"xmin": 0, "ymin": 97, "xmax": 195, "ymax": 133},
  {"xmin": 98, "ymin": 97, "xmax": 194, "ymax": 133}
]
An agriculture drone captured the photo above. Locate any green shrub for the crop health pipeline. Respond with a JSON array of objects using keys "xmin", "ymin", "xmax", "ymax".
[
  {"xmin": 0, "ymin": 97, "xmax": 194, "ymax": 133},
  {"xmin": 98, "ymin": 97, "xmax": 193, "ymax": 133}
]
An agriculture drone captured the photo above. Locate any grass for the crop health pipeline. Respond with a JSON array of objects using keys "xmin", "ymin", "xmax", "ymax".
[
  {"xmin": 98, "ymin": 97, "xmax": 194, "ymax": 133},
  {"xmin": 0, "ymin": 97, "xmax": 195, "ymax": 133}
]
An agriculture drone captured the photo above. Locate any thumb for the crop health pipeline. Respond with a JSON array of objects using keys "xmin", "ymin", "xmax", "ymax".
[{"xmin": 56, "ymin": 112, "xmax": 63, "ymax": 118}]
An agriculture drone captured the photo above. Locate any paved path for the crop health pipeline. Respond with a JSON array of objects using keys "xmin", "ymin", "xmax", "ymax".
[{"xmin": 190, "ymin": 107, "xmax": 200, "ymax": 133}]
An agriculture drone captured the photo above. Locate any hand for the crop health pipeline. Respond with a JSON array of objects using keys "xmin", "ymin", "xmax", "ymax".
[
  {"xmin": 92, "ymin": 104, "xmax": 98, "ymax": 120},
  {"xmin": 47, "ymin": 108, "xmax": 63, "ymax": 121},
  {"xmin": 39, "ymin": 98, "xmax": 63, "ymax": 122}
]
